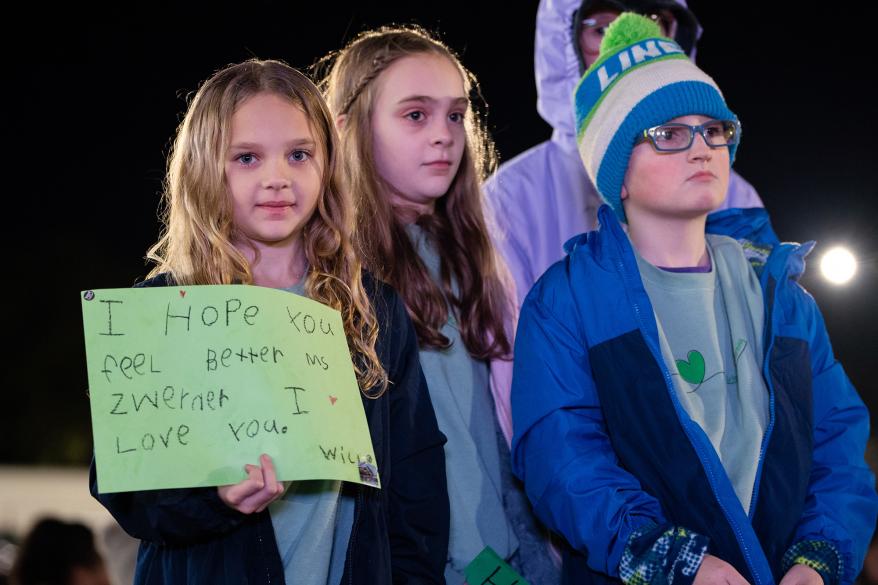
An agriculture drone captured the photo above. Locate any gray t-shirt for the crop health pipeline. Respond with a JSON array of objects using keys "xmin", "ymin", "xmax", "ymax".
[
  {"xmin": 406, "ymin": 224, "xmax": 518, "ymax": 585},
  {"xmin": 635, "ymin": 235, "xmax": 768, "ymax": 514},
  {"xmin": 269, "ymin": 280, "xmax": 355, "ymax": 585}
]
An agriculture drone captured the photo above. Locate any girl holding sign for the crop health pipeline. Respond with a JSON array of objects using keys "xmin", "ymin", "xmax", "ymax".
[
  {"xmin": 90, "ymin": 59, "xmax": 449, "ymax": 585},
  {"xmin": 321, "ymin": 26, "xmax": 557, "ymax": 584}
]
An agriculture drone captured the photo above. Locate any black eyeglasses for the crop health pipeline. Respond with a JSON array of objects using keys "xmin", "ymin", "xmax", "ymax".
[
  {"xmin": 636, "ymin": 119, "xmax": 741, "ymax": 152},
  {"xmin": 581, "ymin": 12, "xmax": 676, "ymax": 53}
]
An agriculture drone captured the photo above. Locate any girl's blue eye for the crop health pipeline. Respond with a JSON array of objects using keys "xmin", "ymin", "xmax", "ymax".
[
  {"xmin": 449, "ymin": 112, "xmax": 464, "ymax": 123},
  {"xmin": 406, "ymin": 111, "xmax": 424, "ymax": 121},
  {"xmin": 291, "ymin": 150, "xmax": 310, "ymax": 162},
  {"xmin": 237, "ymin": 153, "xmax": 256, "ymax": 165}
]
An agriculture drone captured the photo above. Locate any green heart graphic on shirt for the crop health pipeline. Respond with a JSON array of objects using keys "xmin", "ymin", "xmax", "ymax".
[{"xmin": 676, "ymin": 350, "xmax": 706, "ymax": 385}]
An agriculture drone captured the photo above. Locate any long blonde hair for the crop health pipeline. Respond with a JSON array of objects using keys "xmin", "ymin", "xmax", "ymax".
[
  {"xmin": 320, "ymin": 26, "xmax": 512, "ymax": 360},
  {"xmin": 147, "ymin": 59, "xmax": 387, "ymax": 395}
]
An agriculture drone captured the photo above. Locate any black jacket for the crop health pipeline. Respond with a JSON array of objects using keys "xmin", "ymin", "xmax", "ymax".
[{"xmin": 90, "ymin": 273, "xmax": 449, "ymax": 584}]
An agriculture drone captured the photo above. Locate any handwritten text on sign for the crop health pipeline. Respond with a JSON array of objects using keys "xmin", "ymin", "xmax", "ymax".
[{"xmin": 81, "ymin": 285, "xmax": 379, "ymax": 494}]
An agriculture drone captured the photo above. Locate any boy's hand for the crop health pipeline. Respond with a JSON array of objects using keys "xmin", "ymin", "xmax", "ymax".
[
  {"xmin": 217, "ymin": 453, "xmax": 285, "ymax": 514},
  {"xmin": 778, "ymin": 564, "xmax": 824, "ymax": 585},
  {"xmin": 693, "ymin": 554, "xmax": 751, "ymax": 585}
]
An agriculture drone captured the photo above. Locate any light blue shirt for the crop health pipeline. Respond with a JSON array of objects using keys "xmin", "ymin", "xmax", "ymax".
[
  {"xmin": 406, "ymin": 224, "xmax": 517, "ymax": 585},
  {"xmin": 269, "ymin": 280, "xmax": 355, "ymax": 585},
  {"xmin": 636, "ymin": 235, "xmax": 768, "ymax": 514}
]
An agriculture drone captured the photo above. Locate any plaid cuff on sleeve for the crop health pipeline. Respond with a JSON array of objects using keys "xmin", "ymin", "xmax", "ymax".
[
  {"xmin": 782, "ymin": 540, "xmax": 842, "ymax": 585},
  {"xmin": 619, "ymin": 523, "xmax": 709, "ymax": 585}
]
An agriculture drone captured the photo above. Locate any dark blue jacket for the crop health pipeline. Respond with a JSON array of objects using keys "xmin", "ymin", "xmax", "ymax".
[
  {"xmin": 511, "ymin": 205, "xmax": 876, "ymax": 585},
  {"xmin": 90, "ymin": 273, "xmax": 450, "ymax": 584}
]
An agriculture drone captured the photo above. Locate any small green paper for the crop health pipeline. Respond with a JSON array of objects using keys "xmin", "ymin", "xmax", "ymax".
[
  {"xmin": 464, "ymin": 546, "xmax": 529, "ymax": 585},
  {"xmin": 80, "ymin": 285, "xmax": 379, "ymax": 493}
]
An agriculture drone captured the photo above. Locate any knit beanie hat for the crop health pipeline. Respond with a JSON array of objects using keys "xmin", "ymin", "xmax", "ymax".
[{"xmin": 574, "ymin": 12, "xmax": 739, "ymax": 221}]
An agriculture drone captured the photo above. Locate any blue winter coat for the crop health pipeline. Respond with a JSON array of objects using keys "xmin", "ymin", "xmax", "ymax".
[{"xmin": 511, "ymin": 205, "xmax": 876, "ymax": 585}]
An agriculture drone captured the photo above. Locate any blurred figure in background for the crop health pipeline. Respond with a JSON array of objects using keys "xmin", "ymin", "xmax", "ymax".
[
  {"xmin": 10, "ymin": 518, "xmax": 110, "ymax": 585},
  {"xmin": 0, "ymin": 534, "xmax": 17, "ymax": 585}
]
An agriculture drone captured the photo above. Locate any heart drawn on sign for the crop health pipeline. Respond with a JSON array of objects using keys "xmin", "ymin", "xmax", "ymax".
[
  {"xmin": 179, "ymin": 290, "xmax": 186, "ymax": 298},
  {"xmin": 329, "ymin": 395, "xmax": 338, "ymax": 406}
]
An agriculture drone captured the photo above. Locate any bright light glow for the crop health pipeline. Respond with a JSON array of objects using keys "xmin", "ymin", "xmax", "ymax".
[{"xmin": 820, "ymin": 247, "xmax": 857, "ymax": 285}]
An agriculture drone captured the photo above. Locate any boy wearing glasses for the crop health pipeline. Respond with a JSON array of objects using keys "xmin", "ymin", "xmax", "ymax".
[
  {"xmin": 484, "ymin": 0, "xmax": 775, "ymax": 312},
  {"xmin": 511, "ymin": 13, "xmax": 877, "ymax": 585}
]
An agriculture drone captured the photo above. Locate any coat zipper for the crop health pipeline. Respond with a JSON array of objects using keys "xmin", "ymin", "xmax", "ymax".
[
  {"xmin": 258, "ymin": 517, "xmax": 273, "ymax": 585},
  {"xmin": 746, "ymin": 277, "xmax": 778, "ymax": 519},
  {"xmin": 618, "ymin": 251, "xmax": 763, "ymax": 584}
]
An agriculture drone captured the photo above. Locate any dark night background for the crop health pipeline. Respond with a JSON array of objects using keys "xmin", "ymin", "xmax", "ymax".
[{"xmin": 4, "ymin": 2, "xmax": 877, "ymax": 466}]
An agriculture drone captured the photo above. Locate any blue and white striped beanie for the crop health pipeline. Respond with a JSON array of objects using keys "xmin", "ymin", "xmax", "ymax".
[{"xmin": 575, "ymin": 12, "xmax": 739, "ymax": 222}]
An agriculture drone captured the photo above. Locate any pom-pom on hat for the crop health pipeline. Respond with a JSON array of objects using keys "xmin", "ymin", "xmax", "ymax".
[{"xmin": 574, "ymin": 12, "xmax": 739, "ymax": 222}]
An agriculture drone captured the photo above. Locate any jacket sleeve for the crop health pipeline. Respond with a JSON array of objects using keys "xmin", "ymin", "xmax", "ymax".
[
  {"xmin": 483, "ymin": 174, "xmax": 539, "ymax": 311},
  {"xmin": 384, "ymin": 290, "xmax": 450, "ymax": 584},
  {"xmin": 510, "ymin": 286, "xmax": 669, "ymax": 578},
  {"xmin": 784, "ymin": 284, "xmax": 877, "ymax": 585},
  {"xmin": 489, "ymin": 355, "xmax": 515, "ymax": 448},
  {"xmin": 488, "ymin": 269, "xmax": 519, "ymax": 448},
  {"xmin": 90, "ymin": 458, "xmax": 248, "ymax": 545}
]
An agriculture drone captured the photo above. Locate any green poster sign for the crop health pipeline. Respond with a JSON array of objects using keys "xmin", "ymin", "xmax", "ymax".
[{"xmin": 81, "ymin": 285, "xmax": 379, "ymax": 493}]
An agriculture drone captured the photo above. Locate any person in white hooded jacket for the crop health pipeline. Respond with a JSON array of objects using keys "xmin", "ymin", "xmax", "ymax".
[{"xmin": 484, "ymin": 0, "xmax": 776, "ymax": 311}]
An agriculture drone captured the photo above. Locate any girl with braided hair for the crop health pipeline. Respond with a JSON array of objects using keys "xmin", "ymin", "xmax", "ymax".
[{"xmin": 321, "ymin": 25, "xmax": 559, "ymax": 585}]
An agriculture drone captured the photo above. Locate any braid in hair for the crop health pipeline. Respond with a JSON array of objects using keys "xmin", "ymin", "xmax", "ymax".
[
  {"xmin": 320, "ymin": 25, "xmax": 513, "ymax": 359},
  {"xmin": 339, "ymin": 51, "xmax": 393, "ymax": 114}
]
